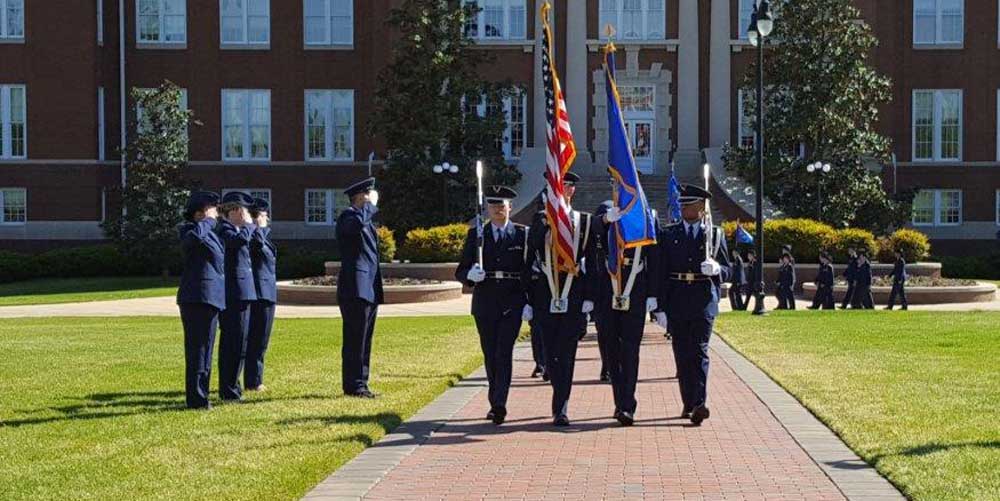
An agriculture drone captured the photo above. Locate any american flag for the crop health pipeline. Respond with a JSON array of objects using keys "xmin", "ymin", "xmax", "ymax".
[{"xmin": 540, "ymin": 2, "xmax": 578, "ymax": 275}]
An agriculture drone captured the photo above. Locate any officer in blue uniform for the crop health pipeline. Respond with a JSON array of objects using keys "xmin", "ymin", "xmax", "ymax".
[
  {"xmin": 652, "ymin": 185, "xmax": 731, "ymax": 426},
  {"xmin": 742, "ymin": 249, "xmax": 758, "ymax": 309},
  {"xmin": 728, "ymin": 248, "xmax": 746, "ymax": 311},
  {"xmin": 245, "ymin": 198, "xmax": 277, "ymax": 392},
  {"xmin": 337, "ymin": 177, "xmax": 384, "ymax": 398},
  {"xmin": 455, "ymin": 186, "xmax": 529, "ymax": 425},
  {"xmin": 523, "ymin": 171, "xmax": 597, "ymax": 426},
  {"xmin": 809, "ymin": 251, "xmax": 835, "ymax": 310},
  {"xmin": 177, "ymin": 191, "xmax": 225, "ymax": 409},
  {"xmin": 852, "ymin": 250, "xmax": 875, "ymax": 309},
  {"xmin": 776, "ymin": 251, "xmax": 796, "ymax": 310},
  {"xmin": 218, "ymin": 191, "xmax": 258, "ymax": 402},
  {"xmin": 840, "ymin": 248, "xmax": 859, "ymax": 309},
  {"xmin": 885, "ymin": 249, "xmax": 908, "ymax": 310}
]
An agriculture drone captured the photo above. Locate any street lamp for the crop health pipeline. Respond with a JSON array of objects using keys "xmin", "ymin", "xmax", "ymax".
[
  {"xmin": 806, "ymin": 161, "xmax": 832, "ymax": 218},
  {"xmin": 432, "ymin": 162, "xmax": 460, "ymax": 221},
  {"xmin": 748, "ymin": 0, "xmax": 774, "ymax": 316}
]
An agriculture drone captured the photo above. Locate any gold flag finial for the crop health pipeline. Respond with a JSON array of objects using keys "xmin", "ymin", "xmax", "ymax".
[
  {"xmin": 604, "ymin": 23, "xmax": 617, "ymax": 53},
  {"xmin": 541, "ymin": 1, "xmax": 551, "ymax": 23}
]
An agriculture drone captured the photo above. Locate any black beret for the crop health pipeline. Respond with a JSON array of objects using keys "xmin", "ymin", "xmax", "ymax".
[{"xmin": 344, "ymin": 177, "xmax": 376, "ymax": 197}]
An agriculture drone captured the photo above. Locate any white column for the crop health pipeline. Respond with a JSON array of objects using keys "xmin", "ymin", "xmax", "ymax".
[
  {"xmin": 565, "ymin": 0, "xmax": 588, "ymax": 160},
  {"xmin": 677, "ymin": 0, "xmax": 699, "ymax": 150},
  {"xmin": 533, "ymin": 2, "xmax": 547, "ymax": 147},
  {"xmin": 709, "ymin": 0, "xmax": 732, "ymax": 147}
]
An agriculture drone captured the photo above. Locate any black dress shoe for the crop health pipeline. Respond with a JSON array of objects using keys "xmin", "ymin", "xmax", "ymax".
[
  {"xmin": 553, "ymin": 414, "xmax": 570, "ymax": 426},
  {"xmin": 486, "ymin": 410, "xmax": 496, "ymax": 421},
  {"xmin": 531, "ymin": 366, "xmax": 542, "ymax": 378},
  {"xmin": 492, "ymin": 409, "xmax": 506, "ymax": 425},
  {"xmin": 348, "ymin": 389, "xmax": 377, "ymax": 399},
  {"xmin": 600, "ymin": 372, "xmax": 610, "ymax": 383},
  {"xmin": 541, "ymin": 371, "xmax": 550, "ymax": 382},
  {"xmin": 681, "ymin": 406, "xmax": 692, "ymax": 419},
  {"xmin": 616, "ymin": 411, "xmax": 634, "ymax": 426},
  {"xmin": 690, "ymin": 405, "xmax": 710, "ymax": 425},
  {"xmin": 612, "ymin": 408, "xmax": 621, "ymax": 420}
]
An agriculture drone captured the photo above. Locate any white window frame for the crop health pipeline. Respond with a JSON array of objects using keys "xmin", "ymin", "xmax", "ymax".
[
  {"xmin": 222, "ymin": 188, "xmax": 272, "ymax": 217},
  {"xmin": 303, "ymin": 0, "xmax": 353, "ymax": 47},
  {"xmin": 911, "ymin": 89, "xmax": 962, "ymax": 162},
  {"xmin": 304, "ymin": 89, "xmax": 355, "ymax": 162},
  {"xmin": 471, "ymin": 89, "xmax": 527, "ymax": 160},
  {"xmin": 136, "ymin": 0, "xmax": 187, "ymax": 45},
  {"xmin": 222, "ymin": 89, "xmax": 271, "ymax": 161},
  {"xmin": 0, "ymin": 188, "xmax": 26, "ymax": 225},
  {"xmin": 98, "ymin": 88, "xmax": 106, "ymax": 161},
  {"xmin": 1, "ymin": 85, "xmax": 27, "ymax": 160},
  {"xmin": 0, "ymin": 0, "xmax": 24, "ymax": 40},
  {"xmin": 598, "ymin": 0, "xmax": 665, "ymax": 41},
  {"xmin": 304, "ymin": 189, "xmax": 347, "ymax": 225},
  {"xmin": 220, "ymin": 0, "xmax": 270, "ymax": 46},
  {"xmin": 465, "ymin": 0, "xmax": 527, "ymax": 41},
  {"xmin": 738, "ymin": 0, "xmax": 755, "ymax": 40},
  {"xmin": 98, "ymin": 0, "xmax": 104, "ymax": 45},
  {"xmin": 913, "ymin": 0, "xmax": 963, "ymax": 46},
  {"xmin": 912, "ymin": 189, "xmax": 962, "ymax": 227}
]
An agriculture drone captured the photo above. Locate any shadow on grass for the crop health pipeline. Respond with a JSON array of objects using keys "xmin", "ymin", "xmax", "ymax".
[{"xmin": 898, "ymin": 441, "xmax": 1000, "ymax": 457}]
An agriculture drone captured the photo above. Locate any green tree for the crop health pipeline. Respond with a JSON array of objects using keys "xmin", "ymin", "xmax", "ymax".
[
  {"xmin": 102, "ymin": 81, "xmax": 194, "ymax": 276},
  {"xmin": 723, "ymin": 0, "xmax": 912, "ymax": 233},
  {"xmin": 370, "ymin": 0, "xmax": 521, "ymax": 236}
]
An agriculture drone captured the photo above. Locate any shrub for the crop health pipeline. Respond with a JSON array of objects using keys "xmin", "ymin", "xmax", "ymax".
[
  {"xmin": 399, "ymin": 223, "xmax": 469, "ymax": 263},
  {"xmin": 722, "ymin": 218, "xmax": 835, "ymax": 262},
  {"xmin": 938, "ymin": 253, "xmax": 1000, "ymax": 280},
  {"xmin": 376, "ymin": 226, "xmax": 397, "ymax": 262},
  {"xmin": 879, "ymin": 228, "xmax": 931, "ymax": 263},
  {"xmin": 0, "ymin": 251, "xmax": 36, "ymax": 283},
  {"xmin": 828, "ymin": 228, "xmax": 878, "ymax": 262}
]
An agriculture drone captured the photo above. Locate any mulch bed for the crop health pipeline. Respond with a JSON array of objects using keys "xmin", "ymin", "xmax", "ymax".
[
  {"xmin": 292, "ymin": 276, "xmax": 443, "ymax": 286},
  {"xmin": 830, "ymin": 276, "xmax": 979, "ymax": 287}
]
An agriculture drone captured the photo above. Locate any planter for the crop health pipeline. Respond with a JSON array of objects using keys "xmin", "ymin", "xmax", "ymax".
[
  {"xmin": 277, "ymin": 280, "xmax": 464, "ymax": 306},
  {"xmin": 324, "ymin": 261, "xmax": 460, "ymax": 282},
  {"xmin": 801, "ymin": 281, "xmax": 996, "ymax": 305}
]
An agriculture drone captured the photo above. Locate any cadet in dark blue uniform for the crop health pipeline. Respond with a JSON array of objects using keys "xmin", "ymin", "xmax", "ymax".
[
  {"xmin": 742, "ymin": 249, "xmax": 758, "ymax": 309},
  {"xmin": 528, "ymin": 204, "xmax": 548, "ymax": 381},
  {"xmin": 809, "ymin": 252, "xmax": 835, "ymax": 310},
  {"xmin": 728, "ymin": 249, "xmax": 746, "ymax": 311},
  {"xmin": 218, "ymin": 191, "xmax": 258, "ymax": 402},
  {"xmin": 652, "ymin": 185, "xmax": 730, "ymax": 426},
  {"xmin": 840, "ymin": 248, "xmax": 859, "ymax": 309},
  {"xmin": 523, "ymin": 172, "xmax": 597, "ymax": 426},
  {"xmin": 245, "ymin": 198, "xmax": 277, "ymax": 392},
  {"xmin": 337, "ymin": 177, "xmax": 384, "ymax": 398},
  {"xmin": 776, "ymin": 251, "xmax": 796, "ymax": 310},
  {"xmin": 177, "ymin": 191, "xmax": 225, "ymax": 410},
  {"xmin": 885, "ymin": 249, "xmax": 908, "ymax": 310},
  {"xmin": 592, "ymin": 200, "xmax": 615, "ymax": 384},
  {"xmin": 455, "ymin": 186, "xmax": 529, "ymax": 425},
  {"xmin": 852, "ymin": 250, "xmax": 875, "ymax": 309}
]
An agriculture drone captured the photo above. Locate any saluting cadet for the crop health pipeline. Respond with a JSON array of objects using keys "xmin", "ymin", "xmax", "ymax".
[
  {"xmin": 455, "ymin": 186, "xmax": 529, "ymax": 425},
  {"xmin": 840, "ymin": 248, "xmax": 859, "ymax": 309},
  {"xmin": 218, "ymin": 191, "xmax": 258, "ymax": 402},
  {"xmin": 852, "ymin": 250, "xmax": 875, "ymax": 309},
  {"xmin": 593, "ymin": 200, "xmax": 615, "ymax": 384},
  {"xmin": 652, "ymin": 184, "xmax": 731, "ymax": 426},
  {"xmin": 336, "ymin": 178, "xmax": 384, "ymax": 399},
  {"xmin": 885, "ymin": 249, "xmax": 909, "ymax": 310},
  {"xmin": 177, "ymin": 191, "xmax": 225, "ymax": 410},
  {"xmin": 742, "ymin": 249, "xmax": 758, "ymax": 309},
  {"xmin": 809, "ymin": 251, "xmax": 835, "ymax": 310},
  {"xmin": 245, "ymin": 198, "xmax": 277, "ymax": 392},
  {"xmin": 523, "ymin": 171, "xmax": 598, "ymax": 426},
  {"xmin": 728, "ymin": 249, "xmax": 746, "ymax": 311},
  {"xmin": 776, "ymin": 251, "xmax": 797, "ymax": 310}
]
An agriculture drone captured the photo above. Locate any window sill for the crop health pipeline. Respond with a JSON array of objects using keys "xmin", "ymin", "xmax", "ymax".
[
  {"xmin": 304, "ymin": 43, "xmax": 354, "ymax": 51},
  {"xmin": 222, "ymin": 159, "xmax": 272, "ymax": 164},
  {"xmin": 470, "ymin": 39, "xmax": 534, "ymax": 53},
  {"xmin": 0, "ymin": 157, "xmax": 28, "ymax": 162},
  {"xmin": 587, "ymin": 39, "xmax": 678, "ymax": 52},
  {"xmin": 221, "ymin": 43, "xmax": 271, "ymax": 51},
  {"xmin": 904, "ymin": 159, "xmax": 964, "ymax": 165},
  {"xmin": 0, "ymin": 222, "xmax": 26, "ymax": 226},
  {"xmin": 136, "ymin": 42, "xmax": 188, "ymax": 50},
  {"xmin": 0, "ymin": 37, "xmax": 25, "ymax": 44},
  {"xmin": 305, "ymin": 222, "xmax": 334, "ymax": 227},
  {"xmin": 912, "ymin": 43, "xmax": 964, "ymax": 50}
]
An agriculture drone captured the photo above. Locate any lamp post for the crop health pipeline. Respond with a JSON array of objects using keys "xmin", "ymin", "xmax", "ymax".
[
  {"xmin": 748, "ymin": 0, "xmax": 774, "ymax": 316},
  {"xmin": 806, "ymin": 161, "xmax": 832, "ymax": 219},
  {"xmin": 433, "ymin": 162, "xmax": 460, "ymax": 221}
]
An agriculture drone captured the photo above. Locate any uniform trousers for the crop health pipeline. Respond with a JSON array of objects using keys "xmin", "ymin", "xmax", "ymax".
[
  {"xmin": 604, "ymin": 308, "xmax": 646, "ymax": 414},
  {"xmin": 219, "ymin": 301, "xmax": 251, "ymax": 400},
  {"xmin": 179, "ymin": 303, "xmax": 219, "ymax": 408},
  {"xmin": 244, "ymin": 300, "xmax": 276, "ymax": 389},
  {"xmin": 339, "ymin": 298, "xmax": 378, "ymax": 394},
  {"xmin": 474, "ymin": 310, "xmax": 523, "ymax": 412},
  {"xmin": 668, "ymin": 316, "xmax": 714, "ymax": 410},
  {"xmin": 538, "ymin": 311, "xmax": 587, "ymax": 417}
]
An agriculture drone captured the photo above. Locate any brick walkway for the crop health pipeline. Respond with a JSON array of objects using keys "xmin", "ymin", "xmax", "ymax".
[{"xmin": 305, "ymin": 326, "xmax": 904, "ymax": 500}]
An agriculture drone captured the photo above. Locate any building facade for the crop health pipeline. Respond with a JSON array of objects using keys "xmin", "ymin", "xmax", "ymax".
[{"xmin": 0, "ymin": 0, "xmax": 998, "ymax": 254}]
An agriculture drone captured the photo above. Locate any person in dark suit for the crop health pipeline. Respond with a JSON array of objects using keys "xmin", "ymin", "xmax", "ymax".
[
  {"xmin": 742, "ymin": 248, "xmax": 758, "ymax": 309},
  {"xmin": 528, "ymin": 197, "xmax": 548, "ymax": 381},
  {"xmin": 218, "ymin": 191, "xmax": 257, "ymax": 402},
  {"xmin": 245, "ymin": 198, "xmax": 277, "ymax": 392},
  {"xmin": 592, "ymin": 200, "xmax": 615, "ymax": 384},
  {"xmin": 177, "ymin": 191, "xmax": 225, "ymax": 410},
  {"xmin": 885, "ymin": 249, "xmax": 909, "ymax": 310},
  {"xmin": 776, "ymin": 252, "xmax": 796, "ymax": 310},
  {"xmin": 455, "ymin": 186, "xmax": 529, "ymax": 425},
  {"xmin": 852, "ymin": 250, "xmax": 875, "ymax": 309},
  {"xmin": 809, "ymin": 251, "xmax": 836, "ymax": 310},
  {"xmin": 652, "ymin": 184, "xmax": 731, "ymax": 426},
  {"xmin": 523, "ymin": 171, "xmax": 598, "ymax": 426},
  {"xmin": 728, "ymin": 248, "xmax": 746, "ymax": 311},
  {"xmin": 336, "ymin": 177, "xmax": 384, "ymax": 399},
  {"xmin": 840, "ymin": 248, "xmax": 858, "ymax": 309}
]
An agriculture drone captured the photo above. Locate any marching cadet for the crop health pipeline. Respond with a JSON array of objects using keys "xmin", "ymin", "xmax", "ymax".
[
  {"xmin": 218, "ymin": 191, "xmax": 257, "ymax": 402},
  {"xmin": 728, "ymin": 248, "xmax": 746, "ymax": 311},
  {"xmin": 523, "ymin": 171, "xmax": 598, "ymax": 426},
  {"xmin": 176, "ymin": 191, "xmax": 225, "ymax": 409},
  {"xmin": 742, "ymin": 249, "xmax": 758, "ymax": 310},
  {"xmin": 529, "ymin": 195, "xmax": 548, "ymax": 380},
  {"xmin": 885, "ymin": 248, "xmax": 909, "ymax": 310},
  {"xmin": 840, "ymin": 247, "xmax": 859, "ymax": 309},
  {"xmin": 593, "ymin": 200, "xmax": 615, "ymax": 384},
  {"xmin": 337, "ymin": 178, "xmax": 384, "ymax": 399},
  {"xmin": 776, "ymin": 251, "xmax": 796, "ymax": 310},
  {"xmin": 245, "ymin": 198, "xmax": 277, "ymax": 392},
  {"xmin": 652, "ymin": 185, "xmax": 731, "ymax": 426},
  {"xmin": 809, "ymin": 251, "xmax": 835, "ymax": 310},
  {"xmin": 852, "ymin": 250, "xmax": 875, "ymax": 309},
  {"xmin": 455, "ymin": 186, "xmax": 529, "ymax": 425}
]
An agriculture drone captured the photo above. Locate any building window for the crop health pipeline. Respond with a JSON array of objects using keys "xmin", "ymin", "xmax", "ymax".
[
  {"xmin": 912, "ymin": 189, "xmax": 962, "ymax": 226},
  {"xmin": 304, "ymin": 0, "xmax": 352, "ymax": 46},
  {"xmin": 136, "ymin": 88, "xmax": 188, "ymax": 136},
  {"xmin": 305, "ymin": 90, "xmax": 354, "ymax": 161},
  {"xmin": 98, "ymin": 0, "xmax": 104, "ymax": 45},
  {"xmin": 737, "ymin": 89, "xmax": 756, "ymax": 148},
  {"xmin": 98, "ymin": 88, "xmax": 106, "ymax": 161},
  {"xmin": 913, "ymin": 0, "xmax": 963, "ymax": 46},
  {"xmin": 221, "ymin": 0, "xmax": 269, "ymax": 45},
  {"xmin": 464, "ymin": 0, "xmax": 527, "ymax": 40},
  {"xmin": 305, "ymin": 189, "xmax": 348, "ymax": 225},
  {"xmin": 0, "ymin": 188, "xmax": 26, "ymax": 224},
  {"xmin": 222, "ymin": 89, "xmax": 270, "ymax": 161},
  {"xmin": 0, "ymin": 0, "xmax": 24, "ymax": 40},
  {"xmin": 912, "ymin": 89, "xmax": 961, "ymax": 162},
  {"xmin": 469, "ymin": 89, "xmax": 527, "ymax": 160},
  {"xmin": 222, "ymin": 188, "xmax": 272, "ymax": 216},
  {"xmin": 599, "ymin": 0, "xmax": 665, "ymax": 40},
  {"xmin": 738, "ymin": 0, "xmax": 755, "ymax": 40},
  {"xmin": 137, "ymin": 0, "xmax": 186, "ymax": 44},
  {"xmin": 1, "ymin": 85, "xmax": 26, "ymax": 159}
]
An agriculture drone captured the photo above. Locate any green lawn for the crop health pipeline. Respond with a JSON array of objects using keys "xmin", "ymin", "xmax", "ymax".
[
  {"xmin": 716, "ymin": 311, "xmax": 1000, "ymax": 501},
  {"xmin": 0, "ymin": 277, "xmax": 178, "ymax": 306},
  {"xmin": 0, "ymin": 316, "xmax": 483, "ymax": 501}
]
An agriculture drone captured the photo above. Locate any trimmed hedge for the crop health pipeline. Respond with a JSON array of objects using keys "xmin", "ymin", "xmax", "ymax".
[
  {"xmin": 376, "ymin": 226, "xmax": 397, "ymax": 262},
  {"xmin": 938, "ymin": 252, "xmax": 1000, "ymax": 280},
  {"xmin": 829, "ymin": 228, "xmax": 878, "ymax": 263},
  {"xmin": 723, "ymin": 219, "xmax": 928, "ymax": 263},
  {"xmin": 399, "ymin": 223, "xmax": 468, "ymax": 263},
  {"xmin": 878, "ymin": 228, "xmax": 931, "ymax": 263}
]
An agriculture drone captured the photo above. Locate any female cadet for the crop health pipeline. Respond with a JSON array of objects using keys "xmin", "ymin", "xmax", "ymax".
[{"xmin": 245, "ymin": 197, "xmax": 277, "ymax": 392}]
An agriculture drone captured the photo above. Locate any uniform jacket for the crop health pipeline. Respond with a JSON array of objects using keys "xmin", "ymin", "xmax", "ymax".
[
  {"xmin": 220, "ymin": 219, "xmax": 258, "ymax": 305},
  {"xmin": 856, "ymin": 261, "xmax": 873, "ymax": 289},
  {"xmin": 730, "ymin": 256, "xmax": 746, "ymax": 286},
  {"xmin": 889, "ymin": 257, "xmax": 907, "ymax": 284},
  {"xmin": 745, "ymin": 259, "xmax": 760, "ymax": 291},
  {"xmin": 522, "ymin": 209, "xmax": 598, "ymax": 314},
  {"xmin": 177, "ymin": 218, "xmax": 226, "ymax": 310},
  {"xmin": 656, "ymin": 222, "xmax": 732, "ymax": 320},
  {"xmin": 844, "ymin": 256, "xmax": 859, "ymax": 282},
  {"xmin": 816, "ymin": 263, "xmax": 834, "ymax": 288},
  {"xmin": 591, "ymin": 203, "xmax": 659, "ymax": 317},
  {"xmin": 336, "ymin": 202, "xmax": 384, "ymax": 304},
  {"xmin": 454, "ymin": 222, "xmax": 529, "ymax": 318},
  {"xmin": 778, "ymin": 262, "xmax": 796, "ymax": 288},
  {"xmin": 250, "ymin": 226, "xmax": 278, "ymax": 303}
]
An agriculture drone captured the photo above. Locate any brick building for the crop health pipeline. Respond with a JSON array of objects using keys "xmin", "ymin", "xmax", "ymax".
[{"xmin": 0, "ymin": 0, "xmax": 998, "ymax": 254}]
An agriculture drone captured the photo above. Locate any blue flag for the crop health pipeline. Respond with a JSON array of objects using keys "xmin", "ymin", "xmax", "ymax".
[
  {"xmin": 736, "ymin": 223, "xmax": 754, "ymax": 244},
  {"xmin": 604, "ymin": 45, "xmax": 657, "ymax": 282},
  {"xmin": 667, "ymin": 170, "xmax": 682, "ymax": 223}
]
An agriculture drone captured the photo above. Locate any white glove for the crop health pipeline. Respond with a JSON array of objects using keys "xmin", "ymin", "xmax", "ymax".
[
  {"xmin": 604, "ymin": 206, "xmax": 622, "ymax": 223},
  {"xmin": 368, "ymin": 190, "xmax": 379, "ymax": 207},
  {"xmin": 654, "ymin": 312, "xmax": 668, "ymax": 331},
  {"xmin": 581, "ymin": 300, "xmax": 594, "ymax": 314},
  {"xmin": 522, "ymin": 304, "xmax": 533, "ymax": 321},
  {"xmin": 701, "ymin": 259, "xmax": 721, "ymax": 277},
  {"xmin": 466, "ymin": 264, "xmax": 486, "ymax": 283},
  {"xmin": 646, "ymin": 297, "xmax": 658, "ymax": 312}
]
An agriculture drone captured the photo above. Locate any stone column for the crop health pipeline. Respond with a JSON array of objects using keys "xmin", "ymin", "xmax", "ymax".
[
  {"xmin": 565, "ymin": 0, "xmax": 589, "ymax": 168},
  {"xmin": 677, "ymin": 0, "xmax": 699, "ymax": 151},
  {"xmin": 533, "ymin": 2, "xmax": 547, "ymax": 148},
  {"xmin": 709, "ymin": 0, "xmax": 732, "ymax": 147}
]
